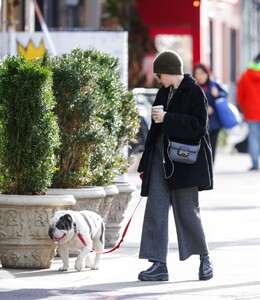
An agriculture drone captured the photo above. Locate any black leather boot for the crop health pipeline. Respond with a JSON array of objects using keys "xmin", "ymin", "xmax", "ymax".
[
  {"xmin": 199, "ymin": 253, "xmax": 213, "ymax": 280},
  {"xmin": 138, "ymin": 262, "xmax": 169, "ymax": 281}
]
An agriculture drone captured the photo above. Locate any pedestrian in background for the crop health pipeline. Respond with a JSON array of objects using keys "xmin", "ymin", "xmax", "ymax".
[
  {"xmin": 193, "ymin": 63, "xmax": 228, "ymax": 163},
  {"xmin": 237, "ymin": 54, "xmax": 260, "ymax": 171},
  {"xmin": 137, "ymin": 50, "xmax": 213, "ymax": 282}
]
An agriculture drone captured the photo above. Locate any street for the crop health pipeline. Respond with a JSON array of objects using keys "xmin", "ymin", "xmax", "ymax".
[{"xmin": 0, "ymin": 147, "xmax": 260, "ymax": 299}]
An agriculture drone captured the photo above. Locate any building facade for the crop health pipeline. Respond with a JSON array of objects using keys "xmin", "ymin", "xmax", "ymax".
[
  {"xmin": 0, "ymin": 0, "xmax": 259, "ymax": 88},
  {"xmin": 137, "ymin": 0, "xmax": 259, "ymax": 96},
  {"xmin": 136, "ymin": 0, "xmax": 244, "ymax": 87}
]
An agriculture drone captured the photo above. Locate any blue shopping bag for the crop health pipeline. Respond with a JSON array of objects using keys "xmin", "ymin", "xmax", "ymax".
[{"xmin": 215, "ymin": 97, "xmax": 242, "ymax": 129}]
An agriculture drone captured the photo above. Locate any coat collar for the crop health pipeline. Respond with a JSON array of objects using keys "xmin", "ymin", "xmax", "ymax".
[
  {"xmin": 159, "ymin": 73, "xmax": 196, "ymax": 95},
  {"xmin": 178, "ymin": 74, "xmax": 196, "ymax": 90}
]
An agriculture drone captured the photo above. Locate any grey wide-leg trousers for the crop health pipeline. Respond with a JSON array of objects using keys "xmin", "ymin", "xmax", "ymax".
[{"xmin": 139, "ymin": 161, "xmax": 209, "ymax": 263}]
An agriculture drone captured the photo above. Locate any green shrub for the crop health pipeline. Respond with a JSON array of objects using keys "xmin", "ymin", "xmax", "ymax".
[
  {"xmin": 43, "ymin": 48, "xmax": 139, "ymax": 187},
  {"xmin": 0, "ymin": 56, "xmax": 60, "ymax": 194}
]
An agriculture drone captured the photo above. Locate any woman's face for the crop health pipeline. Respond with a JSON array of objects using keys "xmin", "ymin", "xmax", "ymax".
[
  {"xmin": 156, "ymin": 74, "xmax": 180, "ymax": 88},
  {"xmin": 193, "ymin": 68, "xmax": 208, "ymax": 85}
]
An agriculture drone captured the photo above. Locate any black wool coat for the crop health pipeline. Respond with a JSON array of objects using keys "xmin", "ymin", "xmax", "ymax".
[{"xmin": 138, "ymin": 74, "xmax": 213, "ymax": 196}]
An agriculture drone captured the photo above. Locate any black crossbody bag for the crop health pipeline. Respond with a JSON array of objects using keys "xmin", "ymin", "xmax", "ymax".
[{"xmin": 167, "ymin": 139, "xmax": 201, "ymax": 164}]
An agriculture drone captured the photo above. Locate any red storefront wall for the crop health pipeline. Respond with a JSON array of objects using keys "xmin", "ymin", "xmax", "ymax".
[{"xmin": 137, "ymin": 0, "xmax": 201, "ymax": 65}]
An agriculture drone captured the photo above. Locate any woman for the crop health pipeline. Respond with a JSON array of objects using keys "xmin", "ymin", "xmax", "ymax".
[
  {"xmin": 193, "ymin": 63, "xmax": 228, "ymax": 162},
  {"xmin": 138, "ymin": 50, "xmax": 213, "ymax": 282}
]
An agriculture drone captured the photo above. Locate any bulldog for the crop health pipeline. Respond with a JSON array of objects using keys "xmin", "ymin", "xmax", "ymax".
[{"xmin": 49, "ymin": 210, "xmax": 105, "ymax": 272}]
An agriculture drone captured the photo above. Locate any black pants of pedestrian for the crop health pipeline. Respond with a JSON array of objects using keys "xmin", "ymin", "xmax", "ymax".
[{"xmin": 209, "ymin": 129, "xmax": 220, "ymax": 162}]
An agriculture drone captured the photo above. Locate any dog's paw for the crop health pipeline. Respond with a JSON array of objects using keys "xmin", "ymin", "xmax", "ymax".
[
  {"xmin": 74, "ymin": 261, "xmax": 84, "ymax": 272},
  {"xmin": 85, "ymin": 262, "xmax": 93, "ymax": 269},
  {"xmin": 85, "ymin": 256, "xmax": 93, "ymax": 269},
  {"xmin": 91, "ymin": 265, "xmax": 99, "ymax": 270},
  {"xmin": 59, "ymin": 266, "xmax": 69, "ymax": 271}
]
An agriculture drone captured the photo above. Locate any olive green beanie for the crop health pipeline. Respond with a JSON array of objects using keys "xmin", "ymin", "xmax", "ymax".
[{"xmin": 153, "ymin": 50, "xmax": 184, "ymax": 75}]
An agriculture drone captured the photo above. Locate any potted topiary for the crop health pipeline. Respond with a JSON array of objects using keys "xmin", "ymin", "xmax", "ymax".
[
  {"xmin": 0, "ymin": 55, "xmax": 76, "ymax": 269},
  {"xmin": 43, "ymin": 48, "xmax": 139, "ymax": 245},
  {"xmin": 43, "ymin": 48, "xmax": 108, "ymax": 215}
]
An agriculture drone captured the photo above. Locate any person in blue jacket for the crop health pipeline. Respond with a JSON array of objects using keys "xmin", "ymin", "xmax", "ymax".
[{"xmin": 193, "ymin": 63, "xmax": 228, "ymax": 162}]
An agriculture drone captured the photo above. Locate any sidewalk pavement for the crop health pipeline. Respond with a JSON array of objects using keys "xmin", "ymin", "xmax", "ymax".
[{"xmin": 1, "ymin": 149, "xmax": 260, "ymax": 299}]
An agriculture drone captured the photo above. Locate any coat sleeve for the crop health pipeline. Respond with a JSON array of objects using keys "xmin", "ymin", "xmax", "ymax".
[
  {"xmin": 137, "ymin": 88, "xmax": 165, "ymax": 173},
  {"xmin": 162, "ymin": 86, "xmax": 208, "ymax": 140}
]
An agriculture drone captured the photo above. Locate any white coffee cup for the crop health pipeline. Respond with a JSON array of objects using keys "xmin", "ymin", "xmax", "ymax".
[{"xmin": 152, "ymin": 105, "xmax": 164, "ymax": 123}]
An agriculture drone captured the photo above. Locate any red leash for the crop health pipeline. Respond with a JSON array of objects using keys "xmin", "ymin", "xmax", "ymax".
[{"xmin": 73, "ymin": 196, "xmax": 143, "ymax": 254}]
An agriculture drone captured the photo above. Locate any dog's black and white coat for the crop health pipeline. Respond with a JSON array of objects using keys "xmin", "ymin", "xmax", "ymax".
[{"xmin": 49, "ymin": 210, "xmax": 104, "ymax": 272}]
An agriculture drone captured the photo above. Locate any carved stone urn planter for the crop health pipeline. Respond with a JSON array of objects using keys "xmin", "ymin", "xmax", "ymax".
[
  {"xmin": 105, "ymin": 182, "xmax": 136, "ymax": 248},
  {"xmin": 100, "ymin": 185, "xmax": 119, "ymax": 223},
  {"xmin": 48, "ymin": 185, "xmax": 118, "ymax": 223},
  {"xmin": 48, "ymin": 187, "xmax": 106, "ymax": 213},
  {"xmin": 0, "ymin": 194, "xmax": 76, "ymax": 269}
]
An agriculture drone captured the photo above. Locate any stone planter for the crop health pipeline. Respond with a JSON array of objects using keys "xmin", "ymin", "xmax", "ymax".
[
  {"xmin": 48, "ymin": 187, "xmax": 106, "ymax": 213},
  {"xmin": 105, "ymin": 181, "xmax": 136, "ymax": 248},
  {"xmin": 99, "ymin": 185, "xmax": 119, "ymax": 223},
  {"xmin": 0, "ymin": 194, "xmax": 76, "ymax": 269}
]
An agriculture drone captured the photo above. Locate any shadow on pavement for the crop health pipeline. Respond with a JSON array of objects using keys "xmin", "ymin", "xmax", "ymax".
[{"xmin": 1, "ymin": 279, "xmax": 260, "ymax": 300}]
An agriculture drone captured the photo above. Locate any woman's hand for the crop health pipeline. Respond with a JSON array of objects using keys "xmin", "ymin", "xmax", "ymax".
[
  {"xmin": 151, "ymin": 110, "xmax": 166, "ymax": 123},
  {"xmin": 208, "ymin": 105, "xmax": 214, "ymax": 115},
  {"xmin": 211, "ymin": 86, "xmax": 219, "ymax": 97}
]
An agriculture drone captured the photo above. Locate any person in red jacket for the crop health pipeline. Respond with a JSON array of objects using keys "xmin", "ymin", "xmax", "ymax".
[{"xmin": 237, "ymin": 54, "xmax": 260, "ymax": 171}]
